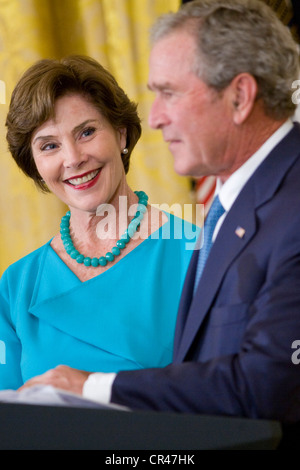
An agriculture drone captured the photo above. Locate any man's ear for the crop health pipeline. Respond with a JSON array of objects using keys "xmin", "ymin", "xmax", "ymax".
[{"xmin": 229, "ymin": 73, "xmax": 258, "ymax": 125}]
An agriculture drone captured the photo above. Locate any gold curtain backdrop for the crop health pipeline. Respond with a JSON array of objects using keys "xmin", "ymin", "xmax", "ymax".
[{"xmin": 0, "ymin": 0, "xmax": 194, "ymax": 275}]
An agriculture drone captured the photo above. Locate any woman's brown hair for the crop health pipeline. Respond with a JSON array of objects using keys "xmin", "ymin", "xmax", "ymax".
[{"xmin": 6, "ymin": 55, "xmax": 142, "ymax": 191}]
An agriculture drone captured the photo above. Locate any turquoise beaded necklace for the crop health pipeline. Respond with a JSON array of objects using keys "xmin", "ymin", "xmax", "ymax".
[{"xmin": 60, "ymin": 190, "xmax": 148, "ymax": 268}]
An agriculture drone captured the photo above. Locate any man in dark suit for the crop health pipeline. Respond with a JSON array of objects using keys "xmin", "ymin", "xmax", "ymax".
[{"xmin": 21, "ymin": 0, "xmax": 300, "ymax": 424}]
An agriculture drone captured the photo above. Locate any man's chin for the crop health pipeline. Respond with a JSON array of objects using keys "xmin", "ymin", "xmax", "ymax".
[
  {"xmin": 173, "ymin": 161, "xmax": 199, "ymax": 178},
  {"xmin": 173, "ymin": 165, "xmax": 190, "ymax": 177}
]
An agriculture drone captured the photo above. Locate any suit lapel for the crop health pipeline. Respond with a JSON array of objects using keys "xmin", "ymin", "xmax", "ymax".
[
  {"xmin": 174, "ymin": 123, "xmax": 300, "ymax": 363},
  {"xmin": 175, "ymin": 191, "xmax": 257, "ymax": 362},
  {"xmin": 173, "ymin": 247, "xmax": 198, "ymax": 353}
]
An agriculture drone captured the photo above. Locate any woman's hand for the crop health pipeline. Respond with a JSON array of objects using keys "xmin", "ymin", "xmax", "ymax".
[{"xmin": 18, "ymin": 365, "xmax": 91, "ymax": 395}]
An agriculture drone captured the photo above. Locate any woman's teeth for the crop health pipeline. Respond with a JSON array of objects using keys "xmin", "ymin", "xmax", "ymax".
[{"xmin": 67, "ymin": 169, "xmax": 100, "ymax": 186}]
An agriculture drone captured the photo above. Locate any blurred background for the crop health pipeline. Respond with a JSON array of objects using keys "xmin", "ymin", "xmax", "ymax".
[{"xmin": 0, "ymin": 0, "xmax": 299, "ymax": 275}]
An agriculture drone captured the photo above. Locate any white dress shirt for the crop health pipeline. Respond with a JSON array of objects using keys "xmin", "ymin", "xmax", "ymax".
[
  {"xmin": 215, "ymin": 118, "xmax": 293, "ymax": 239},
  {"xmin": 83, "ymin": 119, "xmax": 293, "ymax": 405}
]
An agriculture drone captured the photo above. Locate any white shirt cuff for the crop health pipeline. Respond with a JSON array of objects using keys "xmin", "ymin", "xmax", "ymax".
[{"xmin": 82, "ymin": 372, "xmax": 116, "ymax": 404}]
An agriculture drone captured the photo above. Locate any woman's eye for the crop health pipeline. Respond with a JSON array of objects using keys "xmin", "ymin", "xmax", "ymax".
[
  {"xmin": 81, "ymin": 127, "xmax": 95, "ymax": 138},
  {"xmin": 41, "ymin": 142, "xmax": 57, "ymax": 151}
]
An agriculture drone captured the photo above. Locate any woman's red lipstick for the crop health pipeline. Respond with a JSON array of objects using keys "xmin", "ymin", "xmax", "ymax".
[{"xmin": 64, "ymin": 168, "xmax": 102, "ymax": 190}]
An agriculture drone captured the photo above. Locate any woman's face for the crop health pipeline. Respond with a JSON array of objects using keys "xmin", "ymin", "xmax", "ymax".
[{"xmin": 31, "ymin": 93, "xmax": 127, "ymax": 213}]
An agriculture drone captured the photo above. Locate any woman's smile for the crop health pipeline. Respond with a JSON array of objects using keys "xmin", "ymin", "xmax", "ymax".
[{"xmin": 64, "ymin": 168, "xmax": 102, "ymax": 189}]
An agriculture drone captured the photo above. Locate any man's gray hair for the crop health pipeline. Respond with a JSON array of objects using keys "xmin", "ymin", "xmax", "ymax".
[{"xmin": 150, "ymin": 0, "xmax": 300, "ymax": 120}]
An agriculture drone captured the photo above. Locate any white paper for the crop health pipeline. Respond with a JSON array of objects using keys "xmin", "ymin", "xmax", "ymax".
[{"xmin": 0, "ymin": 385, "xmax": 129, "ymax": 410}]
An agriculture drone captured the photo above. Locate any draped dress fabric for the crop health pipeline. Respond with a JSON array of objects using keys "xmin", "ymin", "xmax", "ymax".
[{"xmin": 0, "ymin": 213, "xmax": 199, "ymax": 390}]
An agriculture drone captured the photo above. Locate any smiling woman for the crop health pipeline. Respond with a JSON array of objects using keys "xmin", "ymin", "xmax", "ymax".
[
  {"xmin": 30, "ymin": 93, "xmax": 127, "ymax": 214},
  {"xmin": 6, "ymin": 55, "xmax": 139, "ymax": 192},
  {"xmin": 0, "ymin": 55, "xmax": 198, "ymax": 391}
]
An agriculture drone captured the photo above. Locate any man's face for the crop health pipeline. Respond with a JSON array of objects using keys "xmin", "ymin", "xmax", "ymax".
[{"xmin": 148, "ymin": 30, "xmax": 236, "ymax": 178}]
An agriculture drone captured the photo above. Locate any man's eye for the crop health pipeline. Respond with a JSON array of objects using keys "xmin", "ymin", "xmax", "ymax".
[{"xmin": 162, "ymin": 90, "xmax": 173, "ymax": 97}]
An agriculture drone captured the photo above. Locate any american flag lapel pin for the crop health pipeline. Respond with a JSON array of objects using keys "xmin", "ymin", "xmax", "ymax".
[{"xmin": 235, "ymin": 226, "xmax": 246, "ymax": 239}]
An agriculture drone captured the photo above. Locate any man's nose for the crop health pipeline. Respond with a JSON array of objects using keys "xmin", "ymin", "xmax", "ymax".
[{"xmin": 148, "ymin": 97, "xmax": 168, "ymax": 129}]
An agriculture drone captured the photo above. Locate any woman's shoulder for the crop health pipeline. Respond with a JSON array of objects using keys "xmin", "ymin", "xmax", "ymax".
[
  {"xmin": 160, "ymin": 211, "xmax": 200, "ymax": 242},
  {"xmin": 1, "ymin": 241, "xmax": 51, "ymax": 282},
  {"xmin": 140, "ymin": 207, "xmax": 200, "ymax": 259},
  {"xmin": 146, "ymin": 204, "xmax": 200, "ymax": 235}
]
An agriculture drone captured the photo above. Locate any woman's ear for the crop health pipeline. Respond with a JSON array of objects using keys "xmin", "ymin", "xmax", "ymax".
[
  {"xmin": 118, "ymin": 127, "xmax": 127, "ymax": 150},
  {"xmin": 229, "ymin": 73, "xmax": 258, "ymax": 125}
]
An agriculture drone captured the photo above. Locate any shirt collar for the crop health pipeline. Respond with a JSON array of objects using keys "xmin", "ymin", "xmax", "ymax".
[{"xmin": 217, "ymin": 119, "xmax": 294, "ymax": 212}]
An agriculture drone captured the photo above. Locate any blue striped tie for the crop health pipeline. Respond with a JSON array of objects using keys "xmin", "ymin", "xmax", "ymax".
[{"xmin": 194, "ymin": 195, "xmax": 225, "ymax": 294}]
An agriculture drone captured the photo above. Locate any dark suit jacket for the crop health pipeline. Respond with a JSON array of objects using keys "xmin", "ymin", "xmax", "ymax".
[{"xmin": 112, "ymin": 123, "xmax": 300, "ymax": 423}]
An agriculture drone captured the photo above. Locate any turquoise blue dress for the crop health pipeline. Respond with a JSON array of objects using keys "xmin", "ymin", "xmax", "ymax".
[{"xmin": 0, "ymin": 213, "xmax": 199, "ymax": 390}]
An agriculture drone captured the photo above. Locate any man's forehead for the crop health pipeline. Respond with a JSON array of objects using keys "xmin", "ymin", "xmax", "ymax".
[
  {"xmin": 148, "ymin": 34, "xmax": 197, "ymax": 86},
  {"xmin": 150, "ymin": 30, "xmax": 196, "ymax": 59}
]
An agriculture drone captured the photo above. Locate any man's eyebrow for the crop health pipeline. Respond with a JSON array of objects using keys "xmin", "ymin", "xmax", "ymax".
[{"xmin": 147, "ymin": 82, "xmax": 173, "ymax": 91}]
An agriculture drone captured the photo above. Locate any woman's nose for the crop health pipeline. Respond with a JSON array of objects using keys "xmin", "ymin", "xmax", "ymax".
[{"xmin": 63, "ymin": 141, "xmax": 87, "ymax": 168}]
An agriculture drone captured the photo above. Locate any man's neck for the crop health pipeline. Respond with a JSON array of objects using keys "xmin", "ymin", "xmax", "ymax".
[{"xmin": 220, "ymin": 107, "xmax": 288, "ymax": 183}]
